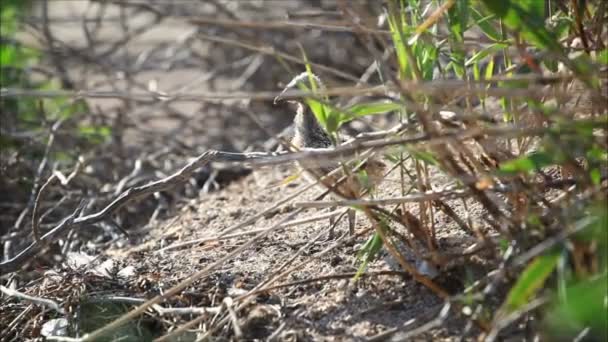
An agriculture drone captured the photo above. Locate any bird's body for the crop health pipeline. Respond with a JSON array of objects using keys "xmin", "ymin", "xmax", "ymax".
[{"xmin": 290, "ymin": 102, "xmax": 386, "ymax": 235}]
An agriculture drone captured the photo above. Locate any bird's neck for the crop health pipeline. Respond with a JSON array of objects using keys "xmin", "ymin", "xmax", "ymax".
[
  {"xmin": 294, "ymin": 103, "xmax": 322, "ymax": 135},
  {"xmin": 293, "ymin": 102, "xmax": 332, "ymax": 148}
]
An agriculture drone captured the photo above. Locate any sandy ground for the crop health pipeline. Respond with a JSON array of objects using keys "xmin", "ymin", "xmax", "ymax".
[{"xmin": 85, "ymin": 156, "xmax": 493, "ymax": 340}]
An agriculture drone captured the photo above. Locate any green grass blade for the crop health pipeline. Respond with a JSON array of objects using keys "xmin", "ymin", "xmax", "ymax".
[
  {"xmin": 465, "ymin": 43, "xmax": 508, "ymax": 67},
  {"xmin": 343, "ymin": 102, "xmax": 402, "ymax": 118},
  {"xmin": 386, "ymin": 2, "xmax": 410, "ymax": 79},
  {"xmin": 470, "ymin": 7, "xmax": 502, "ymax": 41},
  {"xmin": 505, "ymin": 252, "xmax": 560, "ymax": 311},
  {"xmin": 481, "ymin": 0, "xmax": 561, "ymax": 52},
  {"xmin": 355, "ymin": 231, "xmax": 384, "ymax": 280},
  {"xmin": 293, "ymin": 48, "xmax": 334, "ymax": 133},
  {"xmin": 499, "ymin": 151, "xmax": 562, "ymax": 174}
]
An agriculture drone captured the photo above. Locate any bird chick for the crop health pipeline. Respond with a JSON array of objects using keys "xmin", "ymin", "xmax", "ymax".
[{"xmin": 291, "ymin": 101, "xmax": 386, "ymax": 236}]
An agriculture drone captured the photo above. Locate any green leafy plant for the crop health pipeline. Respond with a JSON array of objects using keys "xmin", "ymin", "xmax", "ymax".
[
  {"xmin": 1, "ymin": 1, "xmax": 110, "ymax": 156},
  {"xmin": 352, "ymin": 1, "xmax": 606, "ymax": 338}
]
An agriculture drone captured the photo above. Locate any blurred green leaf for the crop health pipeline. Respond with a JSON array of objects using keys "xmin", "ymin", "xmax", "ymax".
[
  {"xmin": 54, "ymin": 151, "xmax": 75, "ymax": 164},
  {"xmin": 569, "ymin": 51, "xmax": 595, "ymax": 77},
  {"xmin": 470, "ymin": 7, "xmax": 502, "ymax": 41},
  {"xmin": 78, "ymin": 125, "xmax": 111, "ymax": 144},
  {"xmin": 343, "ymin": 102, "xmax": 402, "ymax": 118},
  {"xmin": 297, "ymin": 47, "xmax": 331, "ymax": 132},
  {"xmin": 408, "ymin": 149, "xmax": 439, "ymax": 166},
  {"xmin": 447, "ymin": 0, "xmax": 468, "ymax": 78},
  {"xmin": 499, "ymin": 151, "xmax": 560, "ymax": 174},
  {"xmin": 544, "ymin": 274, "xmax": 608, "ymax": 341},
  {"xmin": 387, "ymin": 4, "xmax": 410, "ymax": 79},
  {"xmin": 356, "ymin": 170, "xmax": 371, "ymax": 191},
  {"xmin": 324, "ymin": 110, "xmax": 340, "ymax": 134},
  {"xmin": 543, "ymin": 59, "xmax": 559, "ymax": 73},
  {"xmin": 419, "ymin": 44, "xmax": 439, "ymax": 80},
  {"xmin": 598, "ymin": 49, "xmax": 608, "ymax": 65},
  {"xmin": 355, "ymin": 231, "xmax": 384, "ymax": 280},
  {"xmin": 499, "ymin": 238, "xmax": 510, "ymax": 253},
  {"xmin": 586, "ymin": 145, "xmax": 608, "ymax": 162},
  {"xmin": 481, "ymin": 0, "xmax": 561, "ymax": 52},
  {"xmin": 484, "ymin": 56, "xmax": 496, "ymax": 79},
  {"xmin": 448, "ymin": 0, "xmax": 468, "ymax": 41},
  {"xmin": 590, "ymin": 169, "xmax": 601, "ymax": 185},
  {"xmin": 551, "ymin": 16, "xmax": 572, "ymax": 40},
  {"xmin": 0, "ymin": 46, "xmax": 16, "ymax": 65},
  {"xmin": 574, "ymin": 202, "xmax": 608, "ymax": 251},
  {"xmin": 465, "ymin": 43, "xmax": 508, "ymax": 67},
  {"xmin": 1, "ymin": 5, "xmax": 18, "ymax": 34},
  {"xmin": 526, "ymin": 214, "xmax": 542, "ymax": 227},
  {"xmin": 472, "ymin": 56, "xmax": 481, "ymax": 81},
  {"xmin": 383, "ymin": 153, "xmax": 403, "ymax": 164},
  {"xmin": 323, "ymin": 101, "xmax": 403, "ymax": 131},
  {"xmin": 505, "ymin": 252, "xmax": 560, "ymax": 311}
]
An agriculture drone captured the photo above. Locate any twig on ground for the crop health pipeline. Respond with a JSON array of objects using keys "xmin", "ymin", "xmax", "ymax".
[
  {"xmin": 194, "ymin": 225, "xmax": 373, "ymax": 341},
  {"xmin": 224, "ymin": 297, "xmax": 243, "ymax": 339},
  {"xmin": 152, "ymin": 310, "xmax": 213, "ymax": 342},
  {"xmin": 154, "ymin": 305, "xmax": 222, "ymax": 316},
  {"xmin": 13, "ymin": 118, "xmax": 65, "ymax": 232},
  {"xmin": 32, "ymin": 174, "xmax": 58, "ymax": 242},
  {"xmin": 485, "ymin": 297, "xmax": 548, "ymax": 342},
  {"xmin": 0, "ymin": 151, "xmax": 221, "ymax": 274},
  {"xmin": 0, "ymin": 285, "xmax": 65, "ymax": 314},
  {"xmin": 157, "ymin": 208, "xmax": 347, "ymax": 253},
  {"xmin": 1, "ymin": 304, "xmax": 33, "ymax": 340},
  {"xmin": 1, "ymin": 200, "xmax": 87, "ymax": 274},
  {"xmin": 367, "ymin": 302, "xmax": 452, "ymax": 342},
  {"xmin": 248, "ymin": 270, "xmax": 408, "ymax": 295},
  {"xmin": 267, "ymin": 321, "xmax": 288, "ymax": 341},
  {"xmin": 52, "ymin": 156, "xmax": 84, "ymax": 186},
  {"xmin": 72, "ymin": 208, "xmax": 302, "ymax": 342},
  {"xmin": 294, "ymin": 189, "xmax": 470, "ymax": 208}
]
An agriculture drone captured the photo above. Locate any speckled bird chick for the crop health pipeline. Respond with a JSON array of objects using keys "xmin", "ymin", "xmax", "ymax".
[{"xmin": 291, "ymin": 101, "xmax": 386, "ymax": 236}]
